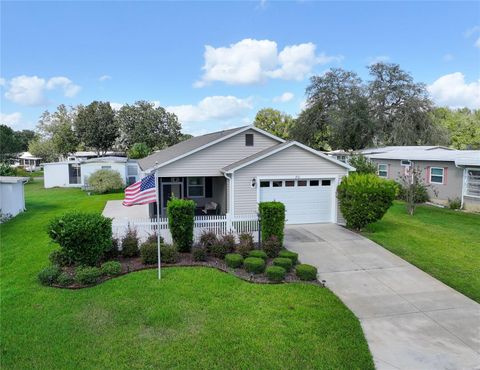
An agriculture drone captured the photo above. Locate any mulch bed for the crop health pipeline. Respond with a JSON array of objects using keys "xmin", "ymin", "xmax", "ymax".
[{"xmin": 53, "ymin": 253, "xmax": 323, "ymax": 289}]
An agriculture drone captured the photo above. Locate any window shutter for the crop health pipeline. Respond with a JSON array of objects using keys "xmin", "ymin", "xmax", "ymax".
[
  {"xmin": 425, "ymin": 167, "xmax": 430, "ymax": 184},
  {"xmin": 183, "ymin": 177, "xmax": 187, "ymax": 197},
  {"xmin": 444, "ymin": 167, "xmax": 448, "ymax": 185},
  {"xmin": 205, "ymin": 177, "xmax": 213, "ymax": 198}
]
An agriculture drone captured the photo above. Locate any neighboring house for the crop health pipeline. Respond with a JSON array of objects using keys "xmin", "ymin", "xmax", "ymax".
[
  {"xmin": 60, "ymin": 151, "xmax": 126, "ymax": 162},
  {"xmin": 359, "ymin": 146, "xmax": 480, "ymax": 211},
  {"xmin": 138, "ymin": 125, "xmax": 354, "ymax": 224},
  {"xmin": 43, "ymin": 157, "xmax": 139, "ymax": 189},
  {"xmin": 11, "ymin": 152, "xmax": 42, "ymax": 171},
  {"xmin": 0, "ymin": 176, "xmax": 29, "ymax": 219}
]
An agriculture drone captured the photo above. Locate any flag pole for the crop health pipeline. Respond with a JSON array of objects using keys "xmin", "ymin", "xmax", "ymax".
[{"xmin": 155, "ymin": 170, "xmax": 161, "ymax": 280}]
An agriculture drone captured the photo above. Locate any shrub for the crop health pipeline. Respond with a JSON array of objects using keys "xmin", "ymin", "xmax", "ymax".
[
  {"xmin": 225, "ymin": 253, "xmax": 243, "ymax": 268},
  {"xmin": 104, "ymin": 238, "xmax": 120, "ymax": 260},
  {"xmin": 161, "ymin": 244, "xmax": 179, "ymax": 264},
  {"xmin": 244, "ymin": 257, "xmax": 266, "ymax": 274},
  {"xmin": 145, "ymin": 233, "xmax": 163, "ymax": 245},
  {"xmin": 238, "ymin": 232, "xmax": 254, "ymax": 257},
  {"xmin": 295, "ymin": 264, "xmax": 318, "ymax": 281},
  {"xmin": 101, "ymin": 261, "xmax": 122, "ymax": 276},
  {"xmin": 273, "ymin": 257, "xmax": 293, "ymax": 272},
  {"xmin": 348, "ymin": 154, "xmax": 377, "ymax": 174},
  {"xmin": 266, "ymin": 266, "xmax": 286, "ymax": 282},
  {"xmin": 448, "ymin": 197, "xmax": 462, "ymax": 210},
  {"xmin": 128, "ymin": 142, "xmax": 151, "ymax": 159},
  {"xmin": 209, "ymin": 242, "xmax": 228, "ymax": 259},
  {"xmin": 220, "ymin": 233, "xmax": 236, "ymax": 253},
  {"xmin": 262, "ymin": 235, "xmax": 282, "ymax": 258},
  {"xmin": 48, "ymin": 211, "xmax": 112, "ymax": 266},
  {"xmin": 278, "ymin": 250, "xmax": 298, "ymax": 265},
  {"xmin": 337, "ymin": 173, "xmax": 397, "ymax": 230},
  {"xmin": 167, "ymin": 198, "xmax": 195, "ymax": 252},
  {"xmin": 192, "ymin": 246, "xmax": 207, "ymax": 262},
  {"xmin": 121, "ymin": 228, "xmax": 139, "ymax": 258},
  {"xmin": 57, "ymin": 272, "xmax": 74, "ymax": 286},
  {"xmin": 87, "ymin": 169, "xmax": 124, "ymax": 194},
  {"xmin": 398, "ymin": 183, "xmax": 429, "ymax": 204},
  {"xmin": 248, "ymin": 250, "xmax": 268, "ymax": 260},
  {"xmin": 140, "ymin": 242, "xmax": 157, "ymax": 265},
  {"xmin": 38, "ymin": 265, "xmax": 60, "ymax": 286},
  {"xmin": 259, "ymin": 201, "xmax": 285, "ymax": 246},
  {"xmin": 49, "ymin": 248, "xmax": 72, "ymax": 267},
  {"xmin": 75, "ymin": 266, "xmax": 102, "ymax": 285},
  {"xmin": 199, "ymin": 230, "xmax": 218, "ymax": 250}
]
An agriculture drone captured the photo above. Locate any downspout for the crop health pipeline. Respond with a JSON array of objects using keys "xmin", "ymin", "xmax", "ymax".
[{"xmin": 223, "ymin": 172, "xmax": 234, "ymax": 216}]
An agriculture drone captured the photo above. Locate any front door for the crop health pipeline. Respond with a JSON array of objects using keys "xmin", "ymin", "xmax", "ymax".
[{"xmin": 162, "ymin": 181, "xmax": 183, "ymax": 215}]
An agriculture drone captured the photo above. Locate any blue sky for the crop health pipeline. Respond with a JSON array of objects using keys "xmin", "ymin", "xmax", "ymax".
[{"xmin": 1, "ymin": 1, "xmax": 479, "ymax": 135}]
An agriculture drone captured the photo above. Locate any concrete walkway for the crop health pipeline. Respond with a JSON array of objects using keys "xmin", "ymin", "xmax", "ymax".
[{"xmin": 284, "ymin": 224, "xmax": 480, "ymax": 370}]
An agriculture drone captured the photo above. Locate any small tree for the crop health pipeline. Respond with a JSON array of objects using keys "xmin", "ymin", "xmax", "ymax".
[
  {"xmin": 87, "ymin": 169, "xmax": 124, "ymax": 193},
  {"xmin": 258, "ymin": 201, "xmax": 286, "ymax": 246},
  {"xmin": 398, "ymin": 166, "xmax": 436, "ymax": 215},
  {"xmin": 348, "ymin": 154, "xmax": 377, "ymax": 174},
  {"xmin": 337, "ymin": 174, "xmax": 397, "ymax": 230},
  {"xmin": 167, "ymin": 198, "xmax": 195, "ymax": 252},
  {"xmin": 128, "ymin": 143, "xmax": 151, "ymax": 159}
]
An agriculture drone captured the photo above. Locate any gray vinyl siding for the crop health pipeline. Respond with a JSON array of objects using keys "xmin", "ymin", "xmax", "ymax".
[
  {"xmin": 157, "ymin": 129, "xmax": 279, "ymax": 177},
  {"xmin": 233, "ymin": 146, "xmax": 348, "ymax": 218},
  {"xmin": 464, "ymin": 196, "xmax": 480, "ymax": 212},
  {"xmin": 370, "ymin": 158, "xmax": 463, "ymax": 203}
]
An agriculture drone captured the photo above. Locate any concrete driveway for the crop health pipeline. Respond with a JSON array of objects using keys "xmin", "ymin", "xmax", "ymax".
[{"xmin": 284, "ymin": 224, "xmax": 480, "ymax": 370}]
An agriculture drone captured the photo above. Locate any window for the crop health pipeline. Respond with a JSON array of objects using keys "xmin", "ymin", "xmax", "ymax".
[
  {"xmin": 321, "ymin": 179, "xmax": 331, "ymax": 186},
  {"xmin": 378, "ymin": 164, "xmax": 388, "ymax": 178},
  {"xmin": 260, "ymin": 181, "xmax": 270, "ymax": 188},
  {"xmin": 272, "ymin": 181, "xmax": 283, "ymax": 187},
  {"xmin": 127, "ymin": 176, "xmax": 137, "ymax": 186},
  {"xmin": 401, "ymin": 160, "xmax": 411, "ymax": 166},
  {"xmin": 68, "ymin": 164, "xmax": 81, "ymax": 184},
  {"xmin": 285, "ymin": 180, "xmax": 295, "ymax": 187},
  {"xmin": 127, "ymin": 165, "xmax": 138, "ymax": 176},
  {"xmin": 245, "ymin": 133, "xmax": 254, "ymax": 146},
  {"xmin": 187, "ymin": 177, "xmax": 205, "ymax": 197},
  {"xmin": 466, "ymin": 169, "xmax": 480, "ymax": 197},
  {"xmin": 101, "ymin": 166, "xmax": 112, "ymax": 170},
  {"xmin": 310, "ymin": 180, "xmax": 319, "ymax": 186},
  {"xmin": 430, "ymin": 167, "xmax": 444, "ymax": 184},
  {"xmin": 297, "ymin": 180, "xmax": 307, "ymax": 186}
]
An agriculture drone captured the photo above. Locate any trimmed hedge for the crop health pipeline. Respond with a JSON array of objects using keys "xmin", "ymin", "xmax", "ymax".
[
  {"xmin": 48, "ymin": 211, "xmax": 112, "ymax": 266},
  {"xmin": 248, "ymin": 250, "xmax": 268, "ymax": 260},
  {"xmin": 266, "ymin": 266, "xmax": 286, "ymax": 282},
  {"xmin": 262, "ymin": 235, "xmax": 282, "ymax": 258},
  {"xmin": 121, "ymin": 228, "xmax": 139, "ymax": 258},
  {"xmin": 140, "ymin": 242, "xmax": 158, "ymax": 265},
  {"xmin": 167, "ymin": 198, "xmax": 195, "ymax": 252},
  {"xmin": 101, "ymin": 261, "xmax": 122, "ymax": 276},
  {"xmin": 337, "ymin": 173, "xmax": 397, "ymax": 231},
  {"xmin": 244, "ymin": 257, "xmax": 266, "ymax": 274},
  {"xmin": 273, "ymin": 257, "xmax": 293, "ymax": 272},
  {"xmin": 259, "ymin": 201, "xmax": 285, "ymax": 246},
  {"xmin": 225, "ymin": 253, "xmax": 243, "ymax": 268},
  {"xmin": 38, "ymin": 265, "xmax": 60, "ymax": 286},
  {"xmin": 278, "ymin": 250, "xmax": 298, "ymax": 265},
  {"xmin": 295, "ymin": 264, "xmax": 318, "ymax": 281},
  {"xmin": 75, "ymin": 266, "xmax": 102, "ymax": 285}
]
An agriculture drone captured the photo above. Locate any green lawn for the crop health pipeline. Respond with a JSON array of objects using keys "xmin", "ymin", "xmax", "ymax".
[
  {"xmin": 364, "ymin": 201, "xmax": 480, "ymax": 302},
  {"xmin": 0, "ymin": 180, "xmax": 373, "ymax": 369}
]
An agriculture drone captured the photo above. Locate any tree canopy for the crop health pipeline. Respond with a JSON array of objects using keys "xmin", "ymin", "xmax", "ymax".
[{"xmin": 253, "ymin": 108, "xmax": 294, "ymax": 140}]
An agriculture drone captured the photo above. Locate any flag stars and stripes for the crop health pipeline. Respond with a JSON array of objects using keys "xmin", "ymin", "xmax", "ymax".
[{"xmin": 123, "ymin": 173, "xmax": 157, "ymax": 206}]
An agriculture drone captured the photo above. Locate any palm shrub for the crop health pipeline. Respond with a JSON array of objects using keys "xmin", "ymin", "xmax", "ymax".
[
  {"xmin": 48, "ymin": 211, "xmax": 112, "ymax": 266},
  {"xmin": 199, "ymin": 230, "xmax": 217, "ymax": 250},
  {"xmin": 167, "ymin": 198, "xmax": 195, "ymax": 252},
  {"xmin": 259, "ymin": 201, "xmax": 285, "ymax": 246},
  {"xmin": 237, "ymin": 232, "xmax": 254, "ymax": 257},
  {"xmin": 220, "ymin": 233, "xmax": 236, "ymax": 253},
  {"xmin": 87, "ymin": 169, "xmax": 124, "ymax": 194},
  {"xmin": 337, "ymin": 173, "xmax": 397, "ymax": 230}
]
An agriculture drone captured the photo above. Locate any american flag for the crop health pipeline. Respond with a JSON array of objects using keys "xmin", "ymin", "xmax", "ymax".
[{"xmin": 122, "ymin": 173, "xmax": 157, "ymax": 206}]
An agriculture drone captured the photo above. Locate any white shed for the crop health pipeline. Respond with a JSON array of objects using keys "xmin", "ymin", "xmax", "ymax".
[
  {"xmin": 43, "ymin": 161, "xmax": 82, "ymax": 188},
  {"xmin": 0, "ymin": 176, "xmax": 29, "ymax": 219}
]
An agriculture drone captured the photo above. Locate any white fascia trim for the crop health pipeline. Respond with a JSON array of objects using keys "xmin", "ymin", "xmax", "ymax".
[
  {"xmin": 225, "ymin": 141, "xmax": 354, "ymax": 173},
  {"xmin": 144, "ymin": 125, "xmax": 284, "ymax": 173}
]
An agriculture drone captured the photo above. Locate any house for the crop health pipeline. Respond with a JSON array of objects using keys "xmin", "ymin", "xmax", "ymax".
[
  {"xmin": 138, "ymin": 125, "xmax": 354, "ymax": 224},
  {"xmin": 360, "ymin": 146, "xmax": 480, "ymax": 211},
  {"xmin": 0, "ymin": 176, "xmax": 29, "ymax": 219},
  {"xmin": 60, "ymin": 151, "xmax": 126, "ymax": 162},
  {"xmin": 12, "ymin": 152, "xmax": 42, "ymax": 171},
  {"xmin": 43, "ymin": 157, "xmax": 139, "ymax": 189}
]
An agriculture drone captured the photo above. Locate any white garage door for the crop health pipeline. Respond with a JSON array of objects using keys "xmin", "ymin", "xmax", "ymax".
[{"xmin": 259, "ymin": 178, "xmax": 334, "ymax": 224}]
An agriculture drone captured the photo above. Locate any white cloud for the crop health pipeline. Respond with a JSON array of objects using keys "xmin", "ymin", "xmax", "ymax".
[
  {"xmin": 194, "ymin": 38, "xmax": 341, "ymax": 86},
  {"xmin": 167, "ymin": 95, "xmax": 253, "ymax": 123},
  {"xmin": 428, "ymin": 72, "xmax": 480, "ymax": 109},
  {"xmin": 99, "ymin": 75, "xmax": 112, "ymax": 82},
  {"xmin": 464, "ymin": 26, "xmax": 480, "ymax": 48},
  {"xmin": 0, "ymin": 112, "xmax": 23, "ymax": 127},
  {"xmin": 110, "ymin": 102, "xmax": 124, "ymax": 111},
  {"xmin": 273, "ymin": 92, "xmax": 294, "ymax": 103},
  {"xmin": 0, "ymin": 78, "xmax": 5, "ymax": 87},
  {"xmin": 4, "ymin": 75, "xmax": 81, "ymax": 106}
]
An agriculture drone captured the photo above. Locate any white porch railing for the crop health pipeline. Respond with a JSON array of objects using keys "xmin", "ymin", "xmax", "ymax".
[{"xmin": 111, "ymin": 213, "xmax": 259, "ymax": 245}]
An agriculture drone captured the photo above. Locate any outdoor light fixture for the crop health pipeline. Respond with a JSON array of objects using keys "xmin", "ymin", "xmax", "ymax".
[{"xmin": 251, "ymin": 178, "xmax": 256, "ymax": 188}]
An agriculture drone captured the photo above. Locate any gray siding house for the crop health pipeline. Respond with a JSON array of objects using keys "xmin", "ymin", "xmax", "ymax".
[
  {"xmin": 138, "ymin": 125, "xmax": 354, "ymax": 224},
  {"xmin": 359, "ymin": 146, "xmax": 480, "ymax": 211}
]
